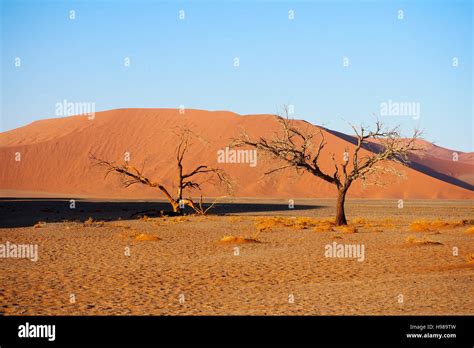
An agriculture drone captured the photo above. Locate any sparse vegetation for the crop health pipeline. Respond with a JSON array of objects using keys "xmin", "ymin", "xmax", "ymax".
[
  {"xmin": 465, "ymin": 227, "xmax": 474, "ymax": 235},
  {"xmin": 405, "ymin": 235, "xmax": 443, "ymax": 245},
  {"xmin": 409, "ymin": 219, "xmax": 463, "ymax": 232},
  {"xmin": 293, "ymin": 217, "xmax": 320, "ymax": 230},
  {"xmin": 351, "ymin": 217, "xmax": 369, "ymax": 224},
  {"xmin": 134, "ymin": 233, "xmax": 161, "ymax": 241},
  {"xmin": 219, "ymin": 235, "xmax": 260, "ymax": 244},
  {"xmin": 313, "ymin": 220, "xmax": 335, "ymax": 233},
  {"xmin": 83, "ymin": 217, "xmax": 105, "ymax": 227},
  {"xmin": 466, "ymin": 253, "xmax": 474, "ymax": 264},
  {"xmin": 338, "ymin": 225, "xmax": 357, "ymax": 233},
  {"xmin": 255, "ymin": 218, "xmax": 276, "ymax": 232},
  {"xmin": 255, "ymin": 216, "xmax": 335, "ymax": 232},
  {"xmin": 254, "ymin": 216, "xmax": 337, "ymax": 232}
]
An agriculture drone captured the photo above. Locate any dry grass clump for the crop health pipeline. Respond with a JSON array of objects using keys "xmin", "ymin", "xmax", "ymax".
[
  {"xmin": 293, "ymin": 217, "xmax": 321, "ymax": 230},
  {"xmin": 254, "ymin": 216, "xmax": 298, "ymax": 232},
  {"xmin": 255, "ymin": 218, "xmax": 278, "ymax": 232},
  {"xmin": 255, "ymin": 216, "xmax": 294, "ymax": 229},
  {"xmin": 219, "ymin": 235, "xmax": 260, "ymax": 244},
  {"xmin": 405, "ymin": 235, "xmax": 443, "ymax": 245},
  {"xmin": 34, "ymin": 221, "xmax": 46, "ymax": 228},
  {"xmin": 350, "ymin": 217, "xmax": 395, "ymax": 230},
  {"xmin": 313, "ymin": 220, "xmax": 336, "ymax": 232},
  {"xmin": 139, "ymin": 215, "xmax": 151, "ymax": 222},
  {"xmin": 83, "ymin": 217, "xmax": 105, "ymax": 227},
  {"xmin": 465, "ymin": 227, "xmax": 474, "ymax": 235},
  {"xmin": 466, "ymin": 253, "xmax": 474, "ymax": 264},
  {"xmin": 409, "ymin": 219, "xmax": 463, "ymax": 232},
  {"xmin": 338, "ymin": 225, "xmax": 357, "ymax": 233},
  {"xmin": 379, "ymin": 218, "xmax": 395, "ymax": 228},
  {"xmin": 134, "ymin": 233, "xmax": 161, "ymax": 241},
  {"xmin": 83, "ymin": 217, "xmax": 94, "ymax": 226},
  {"xmin": 351, "ymin": 217, "xmax": 369, "ymax": 224},
  {"xmin": 254, "ymin": 216, "xmax": 336, "ymax": 232}
]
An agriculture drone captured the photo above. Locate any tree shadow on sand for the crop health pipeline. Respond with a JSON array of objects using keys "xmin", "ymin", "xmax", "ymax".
[{"xmin": 0, "ymin": 198, "xmax": 323, "ymax": 228}]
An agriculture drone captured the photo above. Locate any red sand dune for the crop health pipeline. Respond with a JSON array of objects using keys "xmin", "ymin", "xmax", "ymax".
[{"xmin": 0, "ymin": 108, "xmax": 472, "ymax": 199}]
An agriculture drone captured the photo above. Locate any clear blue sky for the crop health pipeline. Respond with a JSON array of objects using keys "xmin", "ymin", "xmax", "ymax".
[{"xmin": 1, "ymin": 0, "xmax": 472, "ymax": 151}]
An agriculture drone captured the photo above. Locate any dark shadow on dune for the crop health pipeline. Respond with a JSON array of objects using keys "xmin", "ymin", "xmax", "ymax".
[
  {"xmin": 0, "ymin": 198, "xmax": 323, "ymax": 228},
  {"xmin": 323, "ymin": 128, "xmax": 473, "ymax": 191}
]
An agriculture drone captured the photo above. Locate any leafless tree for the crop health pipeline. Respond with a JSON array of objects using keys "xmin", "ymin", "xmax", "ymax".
[
  {"xmin": 91, "ymin": 129, "xmax": 232, "ymax": 215},
  {"xmin": 233, "ymin": 107, "xmax": 422, "ymax": 225}
]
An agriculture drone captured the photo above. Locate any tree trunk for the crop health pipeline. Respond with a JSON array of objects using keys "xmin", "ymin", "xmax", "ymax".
[
  {"xmin": 171, "ymin": 201, "xmax": 182, "ymax": 214},
  {"xmin": 335, "ymin": 188, "xmax": 348, "ymax": 226},
  {"xmin": 156, "ymin": 184, "xmax": 182, "ymax": 214}
]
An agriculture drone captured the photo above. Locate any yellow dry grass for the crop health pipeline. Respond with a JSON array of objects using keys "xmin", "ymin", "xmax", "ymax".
[
  {"xmin": 134, "ymin": 233, "xmax": 161, "ymax": 241},
  {"xmin": 219, "ymin": 235, "xmax": 260, "ymax": 244},
  {"xmin": 83, "ymin": 217, "xmax": 94, "ymax": 226},
  {"xmin": 466, "ymin": 253, "xmax": 474, "ymax": 264},
  {"xmin": 139, "ymin": 215, "xmax": 151, "ymax": 222},
  {"xmin": 338, "ymin": 225, "xmax": 357, "ymax": 233},
  {"xmin": 465, "ymin": 227, "xmax": 474, "ymax": 235},
  {"xmin": 254, "ymin": 216, "xmax": 337, "ymax": 232},
  {"xmin": 351, "ymin": 217, "xmax": 369, "ymax": 224},
  {"xmin": 405, "ymin": 235, "xmax": 443, "ymax": 245},
  {"xmin": 409, "ymin": 219, "xmax": 463, "ymax": 232},
  {"xmin": 254, "ymin": 219, "xmax": 277, "ymax": 233},
  {"xmin": 292, "ymin": 217, "xmax": 321, "ymax": 230},
  {"xmin": 83, "ymin": 217, "xmax": 104, "ymax": 227},
  {"xmin": 313, "ymin": 220, "xmax": 335, "ymax": 232},
  {"xmin": 350, "ymin": 217, "xmax": 396, "ymax": 230}
]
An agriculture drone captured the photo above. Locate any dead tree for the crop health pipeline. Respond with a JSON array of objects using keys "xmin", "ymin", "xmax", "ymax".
[
  {"xmin": 91, "ymin": 129, "xmax": 232, "ymax": 215},
  {"xmin": 233, "ymin": 107, "xmax": 422, "ymax": 225}
]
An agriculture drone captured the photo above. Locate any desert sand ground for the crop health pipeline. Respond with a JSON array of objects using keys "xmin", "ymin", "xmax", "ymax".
[{"xmin": 0, "ymin": 198, "xmax": 473, "ymax": 315}]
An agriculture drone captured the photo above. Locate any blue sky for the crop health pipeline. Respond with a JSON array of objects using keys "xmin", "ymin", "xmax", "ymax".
[{"xmin": 1, "ymin": 0, "xmax": 472, "ymax": 151}]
